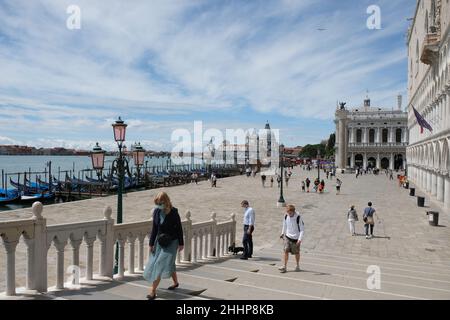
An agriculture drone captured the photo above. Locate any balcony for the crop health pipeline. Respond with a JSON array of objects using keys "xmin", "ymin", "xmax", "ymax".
[{"xmin": 420, "ymin": 33, "xmax": 440, "ymax": 65}]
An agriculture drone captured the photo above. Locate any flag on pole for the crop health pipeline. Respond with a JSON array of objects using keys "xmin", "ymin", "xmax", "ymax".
[{"xmin": 412, "ymin": 105, "xmax": 433, "ymax": 134}]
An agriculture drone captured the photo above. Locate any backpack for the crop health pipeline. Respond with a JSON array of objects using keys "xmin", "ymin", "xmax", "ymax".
[{"xmin": 284, "ymin": 214, "xmax": 304, "ymax": 231}]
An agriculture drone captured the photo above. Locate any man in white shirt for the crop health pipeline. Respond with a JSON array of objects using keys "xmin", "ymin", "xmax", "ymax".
[
  {"xmin": 240, "ymin": 200, "xmax": 255, "ymax": 260},
  {"xmin": 279, "ymin": 204, "xmax": 304, "ymax": 273}
]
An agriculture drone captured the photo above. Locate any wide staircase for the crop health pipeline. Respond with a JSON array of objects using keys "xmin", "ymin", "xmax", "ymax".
[{"xmin": 12, "ymin": 245, "xmax": 450, "ymax": 300}]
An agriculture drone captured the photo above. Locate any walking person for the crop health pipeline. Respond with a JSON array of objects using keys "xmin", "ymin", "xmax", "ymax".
[
  {"xmin": 336, "ymin": 178, "xmax": 342, "ymax": 195},
  {"xmin": 305, "ymin": 177, "xmax": 311, "ymax": 192},
  {"xmin": 389, "ymin": 170, "xmax": 394, "ymax": 180},
  {"xmin": 144, "ymin": 192, "xmax": 184, "ymax": 300},
  {"xmin": 270, "ymin": 176, "xmax": 274, "ymax": 188},
  {"xmin": 285, "ymin": 175, "xmax": 290, "ymax": 187},
  {"xmin": 319, "ymin": 180, "xmax": 325, "ymax": 193},
  {"xmin": 211, "ymin": 173, "xmax": 217, "ymax": 187},
  {"xmin": 363, "ymin": 202, "xmax": 378, "ymax": 239},
  {"xmin": 277, "ymin": 174, "xmax": 281, "ymax": 188},
  {"xmin": 278, "ymin": 204, "xmax": 305, "ymax": 273},
  {"xmin": 261, "ymin": 174, "xmax": 266, "ymax": 187},
  {"xmin": 240, "ymin": 200, "xmax": 255, "ymax": 259},
  {"xmin": 301, "ymin": 180, "xmax": 305, "ymax": 192},
  {"xmin": 347, "ymin": 205, "xmax": 358, "ymax": 236}
]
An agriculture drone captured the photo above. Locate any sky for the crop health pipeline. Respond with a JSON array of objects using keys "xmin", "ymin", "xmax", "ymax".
[{"xmin": 0, "ymin": 0, "xmax": 415, "ymax": 151}]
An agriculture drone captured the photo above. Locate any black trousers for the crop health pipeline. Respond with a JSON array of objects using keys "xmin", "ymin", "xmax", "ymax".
[{"xmin": 242, "ymin": 225, "xmax": 254, "ymax": 257}]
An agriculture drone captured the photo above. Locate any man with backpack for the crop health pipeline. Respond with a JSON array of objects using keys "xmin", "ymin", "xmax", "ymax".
[
  {"xmin": 363, "ymin": 201, "xmax": 378, "ymax": 239},
  {"xmin": 278, "ymin": 204, "xmax": 305, "ymax": 273}
]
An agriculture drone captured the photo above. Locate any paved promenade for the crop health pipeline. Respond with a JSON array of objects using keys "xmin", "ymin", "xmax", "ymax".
[{"xmin": 1, "ymin": 167, "xmax": 450, "ymax": 298}]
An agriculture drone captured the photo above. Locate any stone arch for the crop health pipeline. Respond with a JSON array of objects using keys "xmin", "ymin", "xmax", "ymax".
[{"xmin": 381, "ymin": 157, "xmax": 389, "ymax": 169}]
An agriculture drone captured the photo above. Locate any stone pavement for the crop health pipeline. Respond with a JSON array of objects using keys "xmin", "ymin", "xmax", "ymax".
[{"xmin": 1, "ymin": 166, "xmax": 450, "ymax": 298}]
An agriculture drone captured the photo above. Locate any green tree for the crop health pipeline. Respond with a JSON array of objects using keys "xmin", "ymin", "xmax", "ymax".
[{"xmin": 325, "ymin": 133, "xmax": 335, "ymax": 157}]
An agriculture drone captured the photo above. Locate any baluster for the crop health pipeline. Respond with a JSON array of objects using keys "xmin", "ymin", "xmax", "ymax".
[
  {"xmin": 199, "ymin": 232, "xmax": 203, "ymax": 260},
  {"xmin": 85, "ymin": 237, "xmax": 96, "ymax": 281},
  {"xmin": 3, "ymin": 240, "xmax": 19, "ymax": 296},
  {"xmin": 24, "ymin": 237, "xmax": 35, "ymax": 290},
  {"xmin": 127, "ymin": 235, "xmax": 137, "ymax": 275},
  {"xmin": 210, "ymin": 212, "xmax": 216, "ymax": 258},
  {"xmin": 192, "ymin": 234, "xmax": 197, "ymax": 263},
  {"xmin": 70, "ymin": 238, "xmax": 83, "ymax": 284},
  {"xmin": 216, "ymin": 231, "xmax": 221, "ymax": 258},
  {"xmin": 137, "ymin": 235, "xmax": 145, "ymax": 272},
  {"xmin": 118, "ymin": 239, "xmax": 126, "ymax": 279},
  {"xmin": 183, "ymin": 211, "xmax": 192, "ymax": 263},
  {"xmin": 54, "ymin": 238, "xmax": 67, "ymax": 290}
]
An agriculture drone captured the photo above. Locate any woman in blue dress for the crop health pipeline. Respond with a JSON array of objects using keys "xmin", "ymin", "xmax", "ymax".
[{"xmin": 143, "ymin": 192, "xmax": 184, "ymax": 299}]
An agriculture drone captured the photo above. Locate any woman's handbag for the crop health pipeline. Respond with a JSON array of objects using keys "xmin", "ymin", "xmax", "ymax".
[
  {"xmin": 366, "ymin": 216, "xmax": 374, "ymax": 225},
  {"xmin": 157, "ymin": 233, "xmax": 173, "ymax": 248}
]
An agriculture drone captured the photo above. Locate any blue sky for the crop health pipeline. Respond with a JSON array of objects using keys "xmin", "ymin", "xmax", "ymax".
[{"xmin": 0, "ymin": 0, "xmax": 415, "ymax": 151}]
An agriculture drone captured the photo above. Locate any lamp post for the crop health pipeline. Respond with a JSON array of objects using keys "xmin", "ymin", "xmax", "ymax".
[
  {"xmin": 317, "ymin": 148, "xmax": 321, "ymax": 181},
  {"xmin": 91, "ymin": 142, "xmax": 105, "ymax": 180},
  {"xmin": 132, "ymin": 142, "xmax": 145, "ymax": 186},
  {"xmin": 111, "ymin": 116, "xmax": 129, "ymax": 275},
  {"xmin": 277, "ymin": 144, "xmax": 286, "ymax": 207}
]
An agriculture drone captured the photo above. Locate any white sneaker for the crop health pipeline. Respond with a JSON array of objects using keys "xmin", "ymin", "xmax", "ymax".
[
  {"xmin": 294, "ymin": 266, "xmax": 301, "ymax": 272},
  {"xmin": 278, "ymin": 266, "xmax": 286, "ymax": 273},
  {"xmin": 366, "ymin": 235, "xmax": 369, "ymax": 239}
]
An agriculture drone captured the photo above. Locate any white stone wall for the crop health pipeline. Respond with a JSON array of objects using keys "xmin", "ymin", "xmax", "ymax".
[{"xmin": 407, "ymin": 0, "xmax": 450, "ymax": 210}]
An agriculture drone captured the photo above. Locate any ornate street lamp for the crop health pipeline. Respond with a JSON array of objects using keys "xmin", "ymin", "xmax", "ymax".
[
  {"xmin": 132, "ymin": 142, "xmax": 145, "ymax": 185},
  {"xmin": 91, "ymin": 142, "xmax": 105, "ymax": 180},
  {"xmin": 110, "ymin": 117, "xmax": 132, "ymax": 275},
  {"xmin": 277, "ymin": 144, "xmax": 286, "ymax": 207}
]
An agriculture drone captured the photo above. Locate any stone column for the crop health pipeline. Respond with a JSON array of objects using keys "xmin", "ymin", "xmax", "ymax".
[
  {"xmin": 350, "ymin": 152, "xmax": 355, "ymax": 168},
  {"xmin": 338, "ymin": 118, "xmax": 346, "ymax": 168},
  {"xmin": 390, "ymin": 153, "xmax": 394, "ymax": 170},
  {"xmin": 100, "ymin": 206, "xmax": 114, "ymax": 278},
  {"xmin": 431, "ymin": 172, "xmax": 437, "ymax": 196},
  {"xmin": 3, "ymin": 240, "xmax": 19, "ymax": 296},
  {"xmin": 437, "ymin": 173, "xmax": 444, "ymax": 202},
  {"xmin": 363, "ymin": 153, "xmax": 367, "ymax": 169},
  {"xmin": 376, "ymin": 153, "xmax": 381, "ymax": 169},
  {"xmin": 137, "ymin": 235, "xmax": 146, "ymax": 272},
  {"xmin": 127, "ymin": 235, "xmax": 137, "ymax": 275},
  {"xmin": 54, "ymin": 239, "xmax": 67, "ymax": 290},
  {"xmin": 85, "ymin": 237, "xmax": 96, "ymax": 281},
  {"xmin": 427, "ymin": 171, "xmax": 432, "ymax": 193},
  {"xmin": 444, "ymin": 175, "xmax": 450, "ymax": 210}
]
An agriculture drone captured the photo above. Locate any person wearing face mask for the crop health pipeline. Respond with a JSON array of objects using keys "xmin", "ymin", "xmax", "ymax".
[{"xmin": 143, "ymin": 192, "xmax": 184, "ymax": 300}]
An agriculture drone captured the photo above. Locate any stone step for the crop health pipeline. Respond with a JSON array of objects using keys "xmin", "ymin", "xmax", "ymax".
[
  {"xmin": 260, "ymin": 248, "xmax": 450, "ymax": 281},
  {"xmin": 206, "ymin": 257, "xmax": 450, "ymax": 299}
]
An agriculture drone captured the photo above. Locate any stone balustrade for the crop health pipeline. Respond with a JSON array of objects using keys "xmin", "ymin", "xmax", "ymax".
[{"xmin": 0, "ymin": 202, "xmax": 236, "ymax": 297}]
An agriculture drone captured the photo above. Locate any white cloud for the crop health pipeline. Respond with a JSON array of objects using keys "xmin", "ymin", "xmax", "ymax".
[{"xmin": 0, "ymin": 0, "xmax": 412, "ymax": 148}]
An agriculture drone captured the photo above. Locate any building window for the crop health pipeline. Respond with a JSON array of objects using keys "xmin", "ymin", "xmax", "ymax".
[
  {"xmin": 369, "ymin": 129, "xmax": 375, "ymax": 143},
  {"xmin": 396, "ymin": 128, "xmax": 402, "ymax": 143},
  {"xmin": 356, "ymin": 129, "xmax": 362, "ymax": 143},
  {"xmin": 382, "ymin": 129, "xmax": 388, "ymax": 143}
]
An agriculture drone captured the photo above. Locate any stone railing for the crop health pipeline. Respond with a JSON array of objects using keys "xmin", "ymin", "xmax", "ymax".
[{"xmin": 0, "ymin": 202, "xmax": 236, "ymax": 297}]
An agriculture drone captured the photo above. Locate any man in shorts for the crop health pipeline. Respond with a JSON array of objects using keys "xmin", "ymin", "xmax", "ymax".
[{"xmin": 278, "ymin": 204, "xmax": 305, "ymax": 273}]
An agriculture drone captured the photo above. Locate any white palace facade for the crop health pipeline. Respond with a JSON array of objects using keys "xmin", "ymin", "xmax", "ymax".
[
  {"xmin": 335, "ymin": 97, "xmax": 408, "ymax": 170},
  {"xmin": 406, "ymin": 0, "xmax": 450, "ymax": 210}
]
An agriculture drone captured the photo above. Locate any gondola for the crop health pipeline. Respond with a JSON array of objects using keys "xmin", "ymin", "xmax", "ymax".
[{"xmin": 0, "ymin": 188, "xmax": 21, "ymax": 205}]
